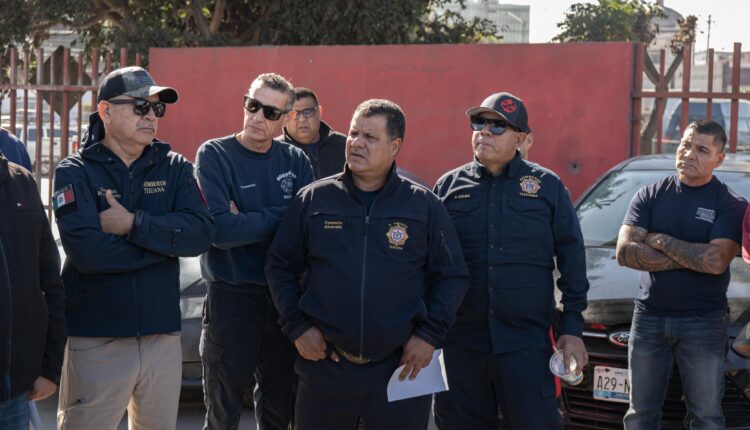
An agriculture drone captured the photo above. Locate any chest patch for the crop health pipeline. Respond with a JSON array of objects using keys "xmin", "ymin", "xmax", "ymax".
[
  {"xmin": 386, "ymin": 222, "xmax": 409, "ymax": 249},
  {"xmin": 324, "ymin": 220, "xmax": 343, "ymax": 230},
  {"xmin": 519, "ymin": 175, "xmax": 541, "ymax": 197},
  {"xmin": 143, "ymin": 180, "xmax": 166, "ymax": 194},
  {"xmin": 277, "ymin": 171, "xmax": 297, "ymax": 199},
  {"xmin": 695, "ymin": 207, "xmax": 716, "ymax": 224}
]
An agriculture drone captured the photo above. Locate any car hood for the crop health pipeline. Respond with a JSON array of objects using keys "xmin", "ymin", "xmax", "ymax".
[{"xmin": 558, "ymin": 246, "xmax": 750, "ymax": 327}]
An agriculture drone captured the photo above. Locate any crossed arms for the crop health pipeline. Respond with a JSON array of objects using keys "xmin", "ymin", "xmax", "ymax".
[{"xmin": 615, "ymin": 225, "xmax": 738, "ymax": 275}]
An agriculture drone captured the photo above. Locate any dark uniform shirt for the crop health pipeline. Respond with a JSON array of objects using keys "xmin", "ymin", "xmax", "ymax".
[
  {"xmin": 434, "ymin": 152, "xmax": 589, "ymax": 354},
  {"xmin": 266, "ymin": 164, "xmax": 470, "ymax": 359},
  {"xmin": 195, "ymin": 136, "xmax": 314, "ymax": 289},
  {"xmin": 624, "ymin": 175, "xmax": 746, "ymax": 316}
]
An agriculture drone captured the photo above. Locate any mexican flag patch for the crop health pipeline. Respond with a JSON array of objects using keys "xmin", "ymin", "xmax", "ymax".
[{"xmin": 53, "ymin": 184, "xmax": 77, "ymax": 215}]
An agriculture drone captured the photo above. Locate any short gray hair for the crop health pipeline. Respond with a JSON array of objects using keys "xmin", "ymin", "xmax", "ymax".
[{"xmin": 249, "ymin": 73, "xmax": 295, "ymax": 110}]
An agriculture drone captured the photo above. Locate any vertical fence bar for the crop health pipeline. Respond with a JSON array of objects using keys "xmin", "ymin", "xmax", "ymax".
[
  {"xmin": 120, "ymin": 47, "xmax": 128, "ymax": 67},
  {"xmin": 680, "ymin": 44, "xmax": 691, "ymax": 135},
  {"xmin": 22, "ymin": 50, "xmax": 29, "ymax": 145},
  {"xmin": 631, "ymin": 44, "xmax": 644, "ymax": 156},
  {"xmin": 729, "ymin": 43, "xmax": 741, "ymax": 153},
  {"xmin": 91, "ymin": 48, "xmax": 99, "ymax": 112},
  {"xmin": 656, "ymin": 49, "xmax": 666, "ymax": 153},
  {"xmin": 34, "ymin": 48, "xmax": 43, "ymax": 182},
  {"xmin": 76, "ymin": 51, "xmax": 83, "ymax": 152},
  {"xmin": 707, "ymin": 48, "xmax": 714, "ymax": 121},
  {"xmin": 135, "ymin": 52, "xmax": 142, "ymax": 67},
  {"xmin": 61, "ymin": 47, "xmax": 70, "ymax": 161},
  {"xmin": 48, "ymin": 51, "xmax": 56, "ymax": 214},
  {"xmin": 9, "ymin": 47, "xmax": 17, "ymax": 132}
]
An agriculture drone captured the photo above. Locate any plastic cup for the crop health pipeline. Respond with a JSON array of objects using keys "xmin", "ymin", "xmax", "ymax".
[{"xmin": 549, "ymin": 349, "xmax": 583, "ymax": 385}]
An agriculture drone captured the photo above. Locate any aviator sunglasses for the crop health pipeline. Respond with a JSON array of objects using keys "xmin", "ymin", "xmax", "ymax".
[
  {"xmin": 107, "ymin": 97, "xmax": 167, "ymax": 118},
  {"xmin": 470, "ymin": 116, "xmax": 517, "ymax": 136},
  {"xmin": 244, "ymin": 96, "xmax": 288, "ymax": 121}
]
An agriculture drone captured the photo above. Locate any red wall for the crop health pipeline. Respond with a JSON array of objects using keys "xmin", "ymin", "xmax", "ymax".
[{"xmin": 150, "ymin": 42, "xmax": 635, "ymax": 198}]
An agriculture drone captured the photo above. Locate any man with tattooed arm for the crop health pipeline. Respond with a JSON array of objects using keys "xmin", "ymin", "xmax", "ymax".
[{"xmin": 616, "ymin": 119, "xmax": 747, "ymax": 429}]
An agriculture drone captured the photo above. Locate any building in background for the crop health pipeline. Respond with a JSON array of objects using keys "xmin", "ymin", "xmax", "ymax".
[{"xmin": 440, "ymin": 1, "xmax": 530, "ymax": 43}]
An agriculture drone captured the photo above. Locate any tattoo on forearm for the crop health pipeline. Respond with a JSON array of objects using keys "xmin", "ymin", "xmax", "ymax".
[
  {"xmin": 617, "ymin": 226, "xmax": 682, "ymax": 272},
  {"xmin": 658, "ymin": 237, "xmax": 721, "ymax": 274}
]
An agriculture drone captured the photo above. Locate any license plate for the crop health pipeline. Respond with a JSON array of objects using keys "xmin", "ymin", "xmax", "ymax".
[{"xmin": 593, "ymin": 366, "xmax": 630, "ymax": 403}]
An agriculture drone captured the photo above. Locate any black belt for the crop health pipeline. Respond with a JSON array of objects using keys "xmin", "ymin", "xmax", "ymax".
[{"xmin": 330, "ymin": 344, "xmax": 399, "ymax": 365}]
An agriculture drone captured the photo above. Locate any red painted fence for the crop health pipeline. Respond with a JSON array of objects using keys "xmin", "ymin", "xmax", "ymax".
[{"xmin": 150, "ymin": 42, "xmax": 637, "ymax": 198}]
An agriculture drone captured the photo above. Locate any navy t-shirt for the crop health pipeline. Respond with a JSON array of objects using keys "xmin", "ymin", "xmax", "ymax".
[{"xmin": 623, "ymin": 175, "xmax": 746, "ymax": 316}]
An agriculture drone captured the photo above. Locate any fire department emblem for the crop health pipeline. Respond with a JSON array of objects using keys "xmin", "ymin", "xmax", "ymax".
[
  {"xmin": 500, "ymin": 99, "xmax": 517, "ymax": 113},
  {"xmin": 519, "ymin": 175, "xmax": 541, "ymax": 196},
  {"xmin": 386, "ymin": 222, "xmax": 409, "ymax": 249}
]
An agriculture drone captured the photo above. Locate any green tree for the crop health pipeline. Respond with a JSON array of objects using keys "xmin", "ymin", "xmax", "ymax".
[
  {"xmin": 1, "ymin": 0, "xmax": 498, "ymax": 58},
  {"xmin": 553, "ymin": 0, "xmax": 663, "ymax": 44}
]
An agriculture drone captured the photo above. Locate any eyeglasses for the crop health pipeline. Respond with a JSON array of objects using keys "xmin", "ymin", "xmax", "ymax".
[
  {"xmin": 469, "ymin": 116, "xmax": 516, "ymax": 135},
  {"xmin": 292, "ymin": 107, "xmax": 319, "ymax": 119},
  {"xmin": 107, "ymin": 98, "xmax": 167, "ymax": 118},
  {"xmin": 243, "ymin": 96, "xmax": 288, "ymax": 121}
]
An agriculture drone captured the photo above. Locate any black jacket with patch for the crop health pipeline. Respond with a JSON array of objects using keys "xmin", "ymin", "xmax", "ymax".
[
  {"xmin": 53, "ymin": 113, "xmax": 215, "ymax": 337},
  {"xmin": 266, "ymin": 164, "xmax": 469, "ymax": 359}
]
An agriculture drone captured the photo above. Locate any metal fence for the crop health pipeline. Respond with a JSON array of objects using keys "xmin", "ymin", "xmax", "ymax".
[
  {"xmin": 0, "ymin": 46, "xmax": 139, "ymax": 216},
  {"xmin": 632, "ymin": 42, "xmax": 750, "ymax": 155}
]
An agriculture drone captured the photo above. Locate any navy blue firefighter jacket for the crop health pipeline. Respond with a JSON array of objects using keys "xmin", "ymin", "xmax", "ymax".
[
  {"xmin": 53, "ymin": 113, "xmax": 215, "ymax": 337},
  {"xmin": 266, "ymin": 164, "xmax": 470, "ymax": 359}
]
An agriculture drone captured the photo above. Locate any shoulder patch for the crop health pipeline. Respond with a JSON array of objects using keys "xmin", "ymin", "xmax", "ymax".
[{"xmin": 53, "ymin": 184, "xmax": 77, "ymax": 216}]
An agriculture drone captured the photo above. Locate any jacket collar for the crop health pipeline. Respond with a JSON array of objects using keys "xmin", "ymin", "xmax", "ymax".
[
  {"xmin": 338, "ymin": 162, "xmax": 400, "ymax": 195},
  {"xmin": 469, "ymin": 150, "xmax": 524, "ymax": 179}
]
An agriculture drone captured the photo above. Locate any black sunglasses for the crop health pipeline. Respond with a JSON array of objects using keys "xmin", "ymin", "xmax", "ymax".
[
  {"xmin": 244, "ymin": 96, "xmax": 288, "ymax": 121},
  {"xmin": 107, "ymin": 98, "xmax": 167, "ymax": 118},
  {"xmin": 470, "ymin": 116, "xmax": 516, "ymax": 135}
]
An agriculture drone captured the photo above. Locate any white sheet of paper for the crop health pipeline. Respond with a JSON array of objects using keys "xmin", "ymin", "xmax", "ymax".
[{"xmin": 387, "ymin": 349, "xmax": 449, "ymax": 402}]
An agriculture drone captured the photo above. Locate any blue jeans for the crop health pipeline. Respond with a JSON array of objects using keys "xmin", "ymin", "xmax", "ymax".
[
  {"xmin": 0, "ymin": 392, "xmax": 30, "ymax": 430},
  {"xmin": 623, "ymin": 310, "xmax": 728, "ymax": 430}
]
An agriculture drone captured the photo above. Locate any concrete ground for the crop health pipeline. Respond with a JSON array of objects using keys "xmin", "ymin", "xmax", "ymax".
[{"xmin": 37, "ymin": 389, "xmax": 438, "ymax": 429}]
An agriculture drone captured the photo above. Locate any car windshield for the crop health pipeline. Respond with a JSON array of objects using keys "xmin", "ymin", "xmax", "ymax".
[{"xmin": 576, "ymin": 170, "xmax": 750, "ymax": 246}]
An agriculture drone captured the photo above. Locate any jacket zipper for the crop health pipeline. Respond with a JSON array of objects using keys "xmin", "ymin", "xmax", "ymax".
[
  {"xmin": 358, "ymin": 212, "xmax": 370, "ymax": 359},
  {"xmin": 127, "ymin": 169, "xmax": 141, "ymax": 336},
  {"xmin": 0, "ymin": 239, "xmax": 14, "ymax": 399}
]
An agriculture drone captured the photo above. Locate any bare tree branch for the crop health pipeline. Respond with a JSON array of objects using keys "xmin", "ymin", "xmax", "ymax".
[{"xmin": 209, "ymin": 0, "xmax": 225, "ymax": 34}]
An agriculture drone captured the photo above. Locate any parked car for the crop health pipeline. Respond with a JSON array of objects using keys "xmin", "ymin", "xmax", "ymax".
[
  {"xmin": 54, "ymin": 237, "xmax": 207, "ymax": 389},
  {"xmin": 559, "ymin": 154, "xmax": 750, "ymax": 429},
  {"xmin": 662, "ymin": 100, "xmax": 750, "ymax": 153}
]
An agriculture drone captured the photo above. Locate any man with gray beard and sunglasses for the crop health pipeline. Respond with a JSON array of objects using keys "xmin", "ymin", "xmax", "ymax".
[
  {"xmin": 195, "ymin": 73, "xmax": 313, "ymax": 430},
  {"xmin": 433, "ymin": 92, "xmax": 589, "ymax": 430}
]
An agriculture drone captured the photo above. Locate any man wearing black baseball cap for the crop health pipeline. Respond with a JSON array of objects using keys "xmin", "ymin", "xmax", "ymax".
[
  {"xmin": 54, "ymin": 66, "xmax": 214, "ymax": 429},
  {"xmin": 433, "ymin": 92, "xmax": 589, "ymax": 429}
]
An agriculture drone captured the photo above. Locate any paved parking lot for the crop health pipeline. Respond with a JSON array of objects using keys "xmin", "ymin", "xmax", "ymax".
[
  {"xmin": 37, "ymin": 390, "xmax": 257, "ymax": 429},
  {"xmin": 37, "ymin": 390, "xmax": 439, "ymax": 429}
]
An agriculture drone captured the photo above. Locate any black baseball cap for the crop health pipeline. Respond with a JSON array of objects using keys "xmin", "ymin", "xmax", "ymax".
[
  {"xmin": 97, "ymin": 66, "xmax": 178, "ymax": 104},
  {"xmin": 466, "ymin": 92, "xmax": 531, "ymax": 133}
]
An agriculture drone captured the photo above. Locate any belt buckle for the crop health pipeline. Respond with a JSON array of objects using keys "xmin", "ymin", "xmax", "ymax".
[{"xmin": 335, "ymin": 346, "xmax": 371, "ymax": 365}]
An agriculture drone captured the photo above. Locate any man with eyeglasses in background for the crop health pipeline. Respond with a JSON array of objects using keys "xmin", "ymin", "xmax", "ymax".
[
  {"xmin": 195, "ymin": 73, "xmax": 313, "ymax": 430},
  {"xmin": 54, "ymin": 66, "xmax": 215, "ymax": 429},
  {"xmin": 433, "ymin": 92, "xmax": 589, "ymax": 429},
  {"xmin": 278, "ymin": 87, "xmax": 347, "ymax": 180}
]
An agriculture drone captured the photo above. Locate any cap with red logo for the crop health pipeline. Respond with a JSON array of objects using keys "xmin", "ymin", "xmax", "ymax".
[{"xmin": 466, "ymin": 92, "xmax": 531, "ymax": 133}]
